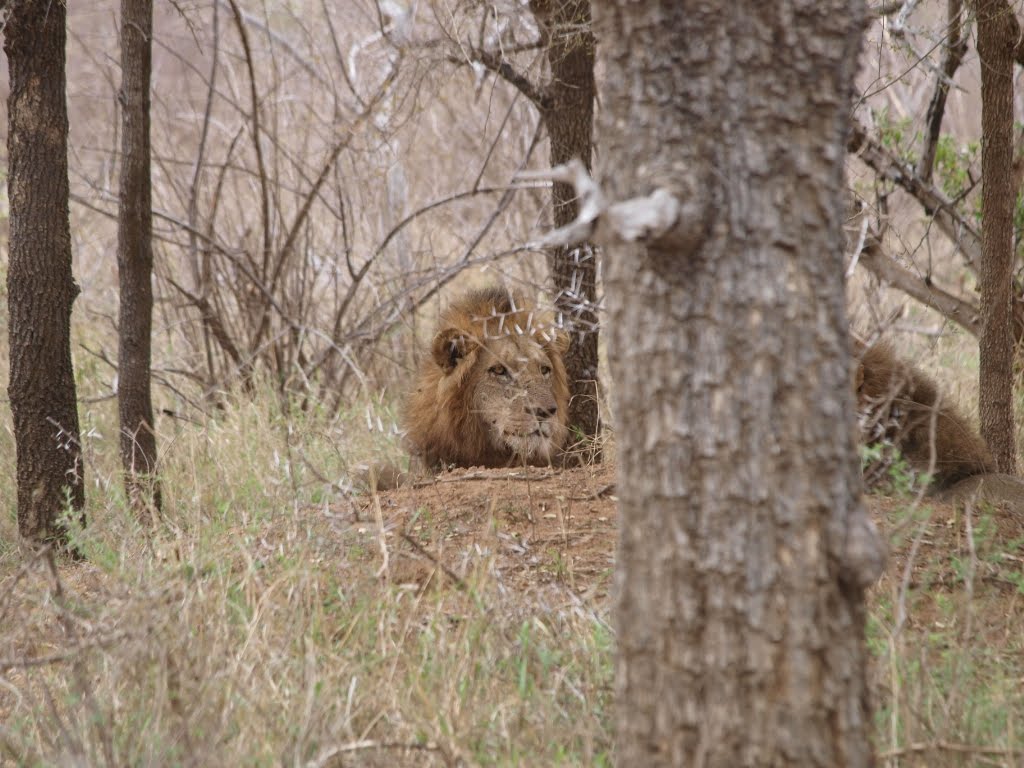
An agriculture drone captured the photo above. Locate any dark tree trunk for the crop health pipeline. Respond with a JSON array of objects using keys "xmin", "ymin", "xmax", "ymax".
[
  {"xmin": 4, "ymin": 0, "xmax": 86, "ymax": 544},
  {"xmin": 531, "ymin": 0, "xmax": 601, "ymax": 459},
  {"xmin": 916, "ymin": 0, "xmax": 966, "ymax": 183},
  {"xmin": 117, "ymin": 0, "xmax": 161, "ymax": 512},
  {"xmin": 976, "ymin": 0, "xmax": 1018, "ymax": 474},
  {"xmin": 597, "ymin": 1, "xmax": 882, "ymax": 765}
]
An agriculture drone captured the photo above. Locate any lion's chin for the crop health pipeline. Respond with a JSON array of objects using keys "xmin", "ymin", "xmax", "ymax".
[{"xmin": 501, "ymin": 431, "xmax": 559, "ymax": 464}]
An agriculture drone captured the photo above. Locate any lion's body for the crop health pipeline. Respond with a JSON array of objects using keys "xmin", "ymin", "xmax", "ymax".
[
  {"xmin": 855, "ymin": 342, "xmax": 998, "ymax": 491},
  {"xmin": 404, "ymin": 286, "xmax": 570, "ymax": 469},
  {"xmin": 938, "ymin": 472, "xmax": 1024, "ymax": 508}
]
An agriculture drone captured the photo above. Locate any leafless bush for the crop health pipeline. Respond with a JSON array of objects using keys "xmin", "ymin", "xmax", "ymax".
[{"xmin": 59, "ymin": 0, "xmax": 559, "ymax": 415}]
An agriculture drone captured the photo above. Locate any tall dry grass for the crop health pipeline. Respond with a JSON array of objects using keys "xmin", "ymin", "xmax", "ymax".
[{"xmin": 0, "ymin": 383, "xmax": 614, "ymax": 766}]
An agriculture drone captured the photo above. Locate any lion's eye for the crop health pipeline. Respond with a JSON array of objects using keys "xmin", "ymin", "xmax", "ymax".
[
  {"xmin": 489, "ymin": 364, "xmax": 508, "ymax": 377},
  {"xmin": 540, "ymin": 364, "xmax": 552, "ymax": 376}
]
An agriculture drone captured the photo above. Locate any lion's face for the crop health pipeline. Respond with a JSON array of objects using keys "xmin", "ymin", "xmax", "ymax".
[
  {"xmin": 405, "ymin": 287, "xmax": 570, "ymax": 469},
  {"xmin": 467, "ymin": 332, "xmax": 567, "ymax": 463}
]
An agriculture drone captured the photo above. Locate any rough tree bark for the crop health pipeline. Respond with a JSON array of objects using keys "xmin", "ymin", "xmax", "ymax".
[
  {"xmin": 530, "ymin": 0, "xmax": 601, "ymax": 459},
  {"xmin": 117, "ymin": 0, "xmax": 161, "ymax": 512},
  {"xmin": 596, "ymin": 1, "xmax": 883, "ymax": 765},
  {"xmin": 976, "ymin": 0, "xmax": 1018, "ymax": 474},
  {"xmin": 4, "ymin": 0, "xmax": 86, "ymax": 543}
]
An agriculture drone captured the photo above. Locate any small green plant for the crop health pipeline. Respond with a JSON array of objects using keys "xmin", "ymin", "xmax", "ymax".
[
  {"xmin": 874, "ymin": 108, "xmax": 915, "ymax": 162},
  {"xmin": 933, "ymin": 134, "xmax": 979, "ymax": 200},
  {"xmin": 546, "ymin": 547, "xmax": 570, "ymax": 581},
  {"xmin": 860, "ymin": 441, "xmax": 923, "ymax": 496}
]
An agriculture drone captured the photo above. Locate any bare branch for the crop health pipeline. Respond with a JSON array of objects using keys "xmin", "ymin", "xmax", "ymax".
[
  {"xmin": 854, "ymin": 229, "xmax": 981, "ymax": 337},
  {"xmin": 187, "ymin": 0, "xmax": 221, "ymax": 386},
  {"xmin": 517, "ymin": 159, "xmax": 702, "ymax": 251},
  {"xmin": 848, "ymin": 119, "xmax": 982, "ymax": 266},
  {"xmin": 215, "ymin": 0, "xmax": 332, "ymax": 90},
  {"xmin": 225, "ymin": 0, "xmax": 272, "ymax": 279},
  {"xmin": 320, "ymin": 0, "xmax": 365, "ymax": 109},
  {"xmin": 473, "ymin": 90, "xmax": 523, "ymax": 190},
  {"xmin": 889, "ymin": 0, "xmax": 921, "ymax": 32},
  {"xmin": 517, "ymin": 160, "xmax": 603, "ymax": 246},
  {"xmin": 251, "ymin": 67, "xmax": 399, "ymax": 354},
  {"xmin": 454, "ymin": 46, "xmax": 550, "ymax": 109},
  {"xmin": 163, "ymin": 275, "xmax": 245, "ymax": 368},
  {"xmin": 327, "ymin": 120, "xmax": 549, "ymax": 382},
  {"xmin": 608, "ymin": 190, "xmax": 682, "ymax": 244},
  {"xmin": 872, "ymin": 0, "xmax": 909, "ymax": 15}
]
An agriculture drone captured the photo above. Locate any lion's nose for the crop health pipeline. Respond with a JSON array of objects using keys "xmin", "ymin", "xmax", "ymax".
[{"xmin": 529, "ymin": 404, "xmax": 557, "ymax": 419}]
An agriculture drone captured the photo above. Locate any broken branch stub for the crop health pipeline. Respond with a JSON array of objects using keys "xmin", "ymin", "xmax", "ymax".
[{"xmin": 516, "ymin": 159, "xmax": 700, "ymax": 251}]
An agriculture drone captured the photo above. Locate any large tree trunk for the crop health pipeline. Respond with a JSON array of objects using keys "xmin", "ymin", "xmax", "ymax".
[
  {"xmin": 531, "ymin": 0, "xmax": 601, "ymax": 459},
  {"xmin": 5, "ymin": 0, "xmax": 86, "ymax": 544},
  {"xmin": 117, "ymin": 0, "xmax": 161, "ymax": 512},
  {"xmin": 976, "ymin": 0, "xmax": 1018, "ymax": 474},
  {"xmin": 597, "ymin": 1, "xmax": 882, "ymax": 765}
]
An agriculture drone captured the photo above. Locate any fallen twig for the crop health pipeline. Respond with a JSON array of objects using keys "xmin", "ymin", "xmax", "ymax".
[
  {"xmin": 879, "ymin": 741, "xmax": 1021, "ymax": 759},
  {"xmin": 398, "ymin": 533, "xmax": 467, "ymax": 591}
]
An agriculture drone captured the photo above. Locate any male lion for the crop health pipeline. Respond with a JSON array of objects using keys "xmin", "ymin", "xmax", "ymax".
[
  {"xmin": 404, "ymin": 286, "xmax": 570, "ymax": 469},
  {"xmin": 854, "ymin": 340, "xmax": 1024, "ymax": 509}
]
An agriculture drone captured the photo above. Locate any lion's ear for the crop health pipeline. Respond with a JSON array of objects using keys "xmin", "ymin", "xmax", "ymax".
[{"xmin": 432, "ymin": 327, "xmax": 477, "ymax": 372}]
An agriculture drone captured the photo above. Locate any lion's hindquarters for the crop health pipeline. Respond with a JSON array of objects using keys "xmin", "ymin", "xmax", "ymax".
[
  {"xmin": 855, "ymin": 342, "xmax": 997, "ymax": 491},
  {"xmin": 938, "ymin": 473, "xmax": 1024, "ymax": 511}
]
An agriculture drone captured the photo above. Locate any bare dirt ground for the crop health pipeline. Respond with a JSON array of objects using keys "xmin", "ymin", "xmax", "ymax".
[
  {"xmin": 354, "ymin": 463, "xmax": 619, "ymax": 602},
  {"xmin": 356, "ymin": 463, "xmax": 1024, "ymax": 606}
]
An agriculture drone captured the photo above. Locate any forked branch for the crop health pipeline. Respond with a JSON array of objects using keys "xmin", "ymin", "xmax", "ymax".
[
  {"xmin": 452, "ymin": 46, "xmax": 550, "ymax": 109},
  {"xmin": 848, "ymin": 120, "xmax": 982, "ymax": 265},
  {"xmin": 516, "ymin": 159, "xmax": 705, "ymax": 252},
  {"xmin": 854, "ymin": 228, "xmax": 982, "ymax": 337}
]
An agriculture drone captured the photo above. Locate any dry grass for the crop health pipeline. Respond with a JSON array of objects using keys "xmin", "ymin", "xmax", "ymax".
[
  {"xmin": 2, "ymin": 261, "xmax": 1022, "ymax": 766},
  {"xmin": 0, "ymin": 389, "xmax": 614, "ymax": 767},
  {"xmin": 868, "ymin": 490, "xmax": 1024, "ymax": 768},
  {"xmin": 5, "ymin": 290, "xmax": 1024, "ymax": 767},
  {"xmin": 5, "ymin": 373, "xmax": 1024, "ymax": 766}
]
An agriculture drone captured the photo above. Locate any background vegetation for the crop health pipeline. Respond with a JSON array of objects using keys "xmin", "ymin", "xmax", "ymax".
[{"xmin": 1, "ymin": 1, "xmax": 1024, "ymax": 765}]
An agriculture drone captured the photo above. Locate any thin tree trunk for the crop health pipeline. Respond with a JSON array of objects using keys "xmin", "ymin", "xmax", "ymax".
[
  {"xmin": 5, "ymin": 0, "xmax": 86, "ymax": 544},
  {"xmin": 117, "ymin": 0, "xmax": 161, "ymax": 513},
  {"xmin": 976, "ymin": 0, "xmax": 1018, "ymax": 474},
  {"xmin": 597, "ymin": 1, "xmax": 882, "ymax": 764},
  {"xmin": 532, "ymin": 0, "xmax": 601, "ymax": 459},
  {"xmin": 916, "ymin": 0, "xmax": 966, "ymax": 183}
]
